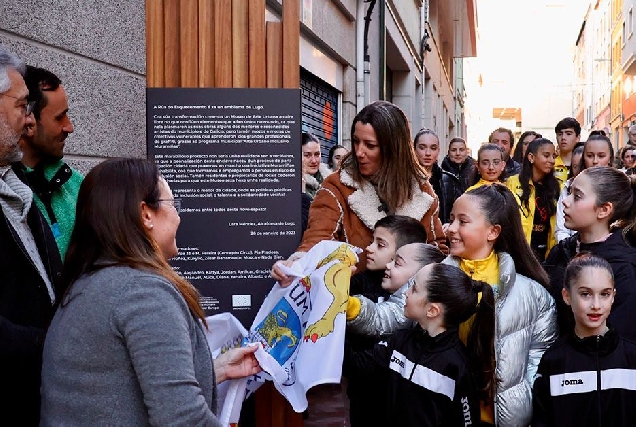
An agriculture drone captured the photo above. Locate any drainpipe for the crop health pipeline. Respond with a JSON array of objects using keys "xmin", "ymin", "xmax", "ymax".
[
  {"xmin": 356, "ymin": 0, "xmax": 365, "ymax": 111},
  {"xmin": 358, "ymin": 0, "xmax": 377, "ymax": 108},
  {"xmin": 378, "ymin": 0, "xmax": 385, "ymax": 101},
  {"xmin": 363, "ymin": 1, "xmax": 376, "ymax": 105}
]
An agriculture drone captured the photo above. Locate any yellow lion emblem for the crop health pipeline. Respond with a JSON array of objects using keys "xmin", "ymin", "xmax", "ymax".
[
  {"xmin": 302, "ymin": 244, "xmax": 357, "ymax": 343},
  {"xmin": 260, "ymin": 310, "xmax": 298, "ymax": 348}
]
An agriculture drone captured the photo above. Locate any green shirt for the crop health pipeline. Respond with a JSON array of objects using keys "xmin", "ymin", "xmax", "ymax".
[{"xmin": 25, "ymin": 160, "xmax": 83, "ymax": 260}]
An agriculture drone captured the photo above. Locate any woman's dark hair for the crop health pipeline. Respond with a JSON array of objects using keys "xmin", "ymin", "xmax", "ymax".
[
  {"xmin": 62, "ymin": 158, "xmax": 207, "ymax": 325},
  {"xmin": 421, "ymin": 263, "xmax": 496, "ymax": 402},
  {"xmin": 564, "ymin": 252, "xmax": 614, "ymax": 290},
  {"xmin": 327, "ymin": 144, "xmax": 347, "ymax": 169},
  {"xmin": 473, "ymin": 143, "xmax": 506, "ymax": 184},
  {"xmin": 465, "ymin": 184, "xmax": 550, "ymax": 287},
  {"xmin": 302, "ymin": 131, "xmax": 319, "ymax": 146},
  {"xmin": 580, "ymin": 134, "xmax": 615, "ymax": 172},
  {"xmin": 512, "ymin": 131, "xmax": 542, "ymax": 163},
  {"xmin": 341, "ymin": 100, "xmax": 426, "ymax": 212},
  {"xmin": 519, "ymin": 138, "xmax": 560, "ymax": 217},
  {"xmin": 578, "ymin": 166, "xmax": 636, "ymax": 226}
]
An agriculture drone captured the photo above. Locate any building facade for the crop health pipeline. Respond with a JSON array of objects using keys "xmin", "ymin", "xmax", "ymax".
[
  {"xmin": 573, "ymin": 0, "xmax": 636, "ymax": 147},
  {"xmin": 0, "ymin": 0, "xmax": 477, "ymax": 167}
]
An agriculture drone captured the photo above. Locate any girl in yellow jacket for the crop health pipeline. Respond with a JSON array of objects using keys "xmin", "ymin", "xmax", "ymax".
[
  {"xmin": 506, "ymin": 138, "xmax": 563, "ymax": 262},
  {"xmin": 465, "ymin": 143, "xmax": 507, "ymax": 192}
]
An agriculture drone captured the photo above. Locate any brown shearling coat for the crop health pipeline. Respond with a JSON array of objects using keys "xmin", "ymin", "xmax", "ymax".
[{"xmin": 291, "ymin": 170, "xmax": 448, "ymax": 271}]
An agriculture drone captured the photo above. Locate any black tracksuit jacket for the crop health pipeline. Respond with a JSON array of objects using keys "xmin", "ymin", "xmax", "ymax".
[
  {"xmin": 345, "ymin": 326, "xmax": 480, "ymax": 427},
  {"xmin": 532, "ymin": 327, "xmax": 636, "ymax": 426}
]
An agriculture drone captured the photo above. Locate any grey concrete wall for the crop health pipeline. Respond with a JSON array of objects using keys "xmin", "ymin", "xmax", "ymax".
[{"xmin": 0, "ymin": 0, "xmax": 146, "ymax": 175}]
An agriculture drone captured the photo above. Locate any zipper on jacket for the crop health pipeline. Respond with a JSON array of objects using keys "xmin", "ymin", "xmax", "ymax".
[{"xmin": 596, "ymin": 335, "xmax": 602, "ymax": 427}]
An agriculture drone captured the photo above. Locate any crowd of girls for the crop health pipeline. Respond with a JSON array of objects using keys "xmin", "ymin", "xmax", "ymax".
[{"xmin": 274, "ymin": 108, "xmax": 636, "ymax": 426}]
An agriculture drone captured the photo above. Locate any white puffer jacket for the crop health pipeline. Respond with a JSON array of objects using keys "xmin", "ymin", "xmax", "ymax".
[{"xmin": 347, "ymin": 252, "xmax": 557, "ymax": 426}]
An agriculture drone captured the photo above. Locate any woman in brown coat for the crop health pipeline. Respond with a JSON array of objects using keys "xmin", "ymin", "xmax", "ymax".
[{"xmin": 272, "ymin": 101, "xmax": 447, "ymax": 285}]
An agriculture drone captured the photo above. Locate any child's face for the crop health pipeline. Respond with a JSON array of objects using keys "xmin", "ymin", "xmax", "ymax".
[
  {"xmin": 414, "ymin": 133, "xmax": 440, "ymax": 168},
  {"xmin": 528, "ymin": 143, "xmax": 556, "ymax": 178},
  {"xmin": 562, "ymin": 266, "xmax": 615, "ymax": 338},
  {"xmin": 556, "ymin": 127, "xmax": 580, "ymax": 155},
  {"xmin": 583, "ymin": 139, "xmax": 612, "ymax": 168},
  {"xmin": 447, "ymin": 195, "xmax": 500, "ymax": 260},
  {"xmin": 563, "ymin": 173, "xmax": 607, "ymax": 232},
  {"xmin": 404, "ymin": 264, "xmax": 433, "ymax": 322},
  {"xmin": 365, "ymin": 227, "xmax": 397, "ymax": 271},
  {"xmin": 382, "ymin": 243, "xmax": 424, "ymax": 293},
  {"xmin": 477, "ymin": 149, "xmax": 504, "ymax": 182},
  {"xmin": 570, "ymin": 152, "xmax": 583, "ymax": 177}
]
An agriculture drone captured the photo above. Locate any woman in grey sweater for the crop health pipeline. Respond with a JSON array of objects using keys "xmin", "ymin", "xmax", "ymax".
[{"xmin": 40, "ymin": 158, "xmax": 261, "ymax": 426}]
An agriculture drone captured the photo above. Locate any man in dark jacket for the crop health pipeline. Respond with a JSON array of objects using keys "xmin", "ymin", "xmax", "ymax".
[{"xmin": 0, "ymin": 46, "xmax": 63, "ymax": 426}]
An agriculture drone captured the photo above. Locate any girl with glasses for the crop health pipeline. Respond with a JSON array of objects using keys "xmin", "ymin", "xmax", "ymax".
[{"xmin": 465, "ymin": 143, "xmax": 507, "ymax": 192}]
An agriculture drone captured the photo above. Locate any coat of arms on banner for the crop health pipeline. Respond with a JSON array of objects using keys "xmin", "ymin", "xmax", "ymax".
[{"xmin": 245, "ymin": 240, "xmax": 361, "ymax": 411}]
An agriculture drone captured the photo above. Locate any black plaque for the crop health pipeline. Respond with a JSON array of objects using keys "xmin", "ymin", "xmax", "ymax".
[{"xmin": 147, "ymin": 88, "xmax": 302, "ymax": 326}]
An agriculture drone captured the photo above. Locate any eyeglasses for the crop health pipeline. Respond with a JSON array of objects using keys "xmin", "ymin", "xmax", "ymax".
[
  {"xmin": 479, "ymin": 159, "xmax": 502, "ymax": 168},
  {"xmin": 157, "ymin": 198, "xmax": 182, "ymax": 214},
  {"xmin": 0, "ymin": 93, "xmax": 35, "ymax": 116}
]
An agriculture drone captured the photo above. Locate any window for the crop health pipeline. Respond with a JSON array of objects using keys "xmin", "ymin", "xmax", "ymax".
[
  {"xmin": 623, "ymin": 22, "xmax": 626, "ymax": 46},
  {"xmin": 629, "ymin": 8, "xmax": 634, "ymax": 38}
]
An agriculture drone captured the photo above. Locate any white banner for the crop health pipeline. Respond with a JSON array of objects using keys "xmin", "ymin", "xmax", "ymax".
[
  {"xmin": 246, "ymin": 240, "xmax": 360, "ymax": 412},
  {"xmin": 205, "ymin": 240, "xmax": 360, "ymax": 422}
]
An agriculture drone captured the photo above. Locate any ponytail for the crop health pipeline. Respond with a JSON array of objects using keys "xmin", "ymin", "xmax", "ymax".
[
  {"xmin": 467, "ymin": 279, "xmax": 496, "ymax": 403},
  {"xmin": 625, "ymin": 176, "xmax": 636, "ymax": 246}
]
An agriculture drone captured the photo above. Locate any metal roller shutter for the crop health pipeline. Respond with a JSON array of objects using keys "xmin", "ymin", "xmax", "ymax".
[{"xmin": 300, "ymin": 68, "xmax": 339, "ymax": 162}]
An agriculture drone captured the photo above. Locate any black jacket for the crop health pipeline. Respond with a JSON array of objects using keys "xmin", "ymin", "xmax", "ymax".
[
  {"xmin": 0, "ymin": 163, "xmax": 63, "ymax": 426},
  {"xmin": 544, "ymin": 230, "xmax": 636, "ymax": 340},
  {"xmin": 345, "ymin": 268, "xmax": 390, "ymax": 427},
  {"xmin": 441, "ymin": 156, "xmax": 476, "ymax": 192},
  {"xmin": 345, "ymin": 326, "xmax": 480, "ymax": 427},
  {"xmin": 429, "ymin": 163, "xmax": 456, "ymax": 225},
  {"xmin": 532, "ymin": 327, "xmax": 636, "ymax": 427},
  {"xmin": 505, "ymin": 157, "xmax": 521, "ymax": 177},
  {"xmin": 440, "ymin": 157, "xmax": 475, "ymax": 224}
]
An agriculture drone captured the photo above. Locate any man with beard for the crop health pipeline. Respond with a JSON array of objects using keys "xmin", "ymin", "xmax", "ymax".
[
  {"xmin": 0, "ymin": 46, "xmax": 63, "ymax": 426},
  {"xmin": 19, "ymin": 65, "xmax": 82, "ymax": 259}
]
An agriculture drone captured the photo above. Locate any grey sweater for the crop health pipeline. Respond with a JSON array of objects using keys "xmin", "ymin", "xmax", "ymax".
[{"xmin": 40, "ymin": 265, "xmax": 222, "ymax": 426}]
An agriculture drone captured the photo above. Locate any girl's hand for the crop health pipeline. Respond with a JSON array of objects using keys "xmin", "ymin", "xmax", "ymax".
[
  {"xmin": 271, "ymin": 260, "xmax": 294, "ymax": 287},
  {"xmin": 214, "ymin": 344, "xmax": 262, "ymax": 384}
]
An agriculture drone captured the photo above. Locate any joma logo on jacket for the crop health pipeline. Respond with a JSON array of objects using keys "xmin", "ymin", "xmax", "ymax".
[{"xmin": 561, "ymin": 378, "xmax": 583, "ymax": 386}]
